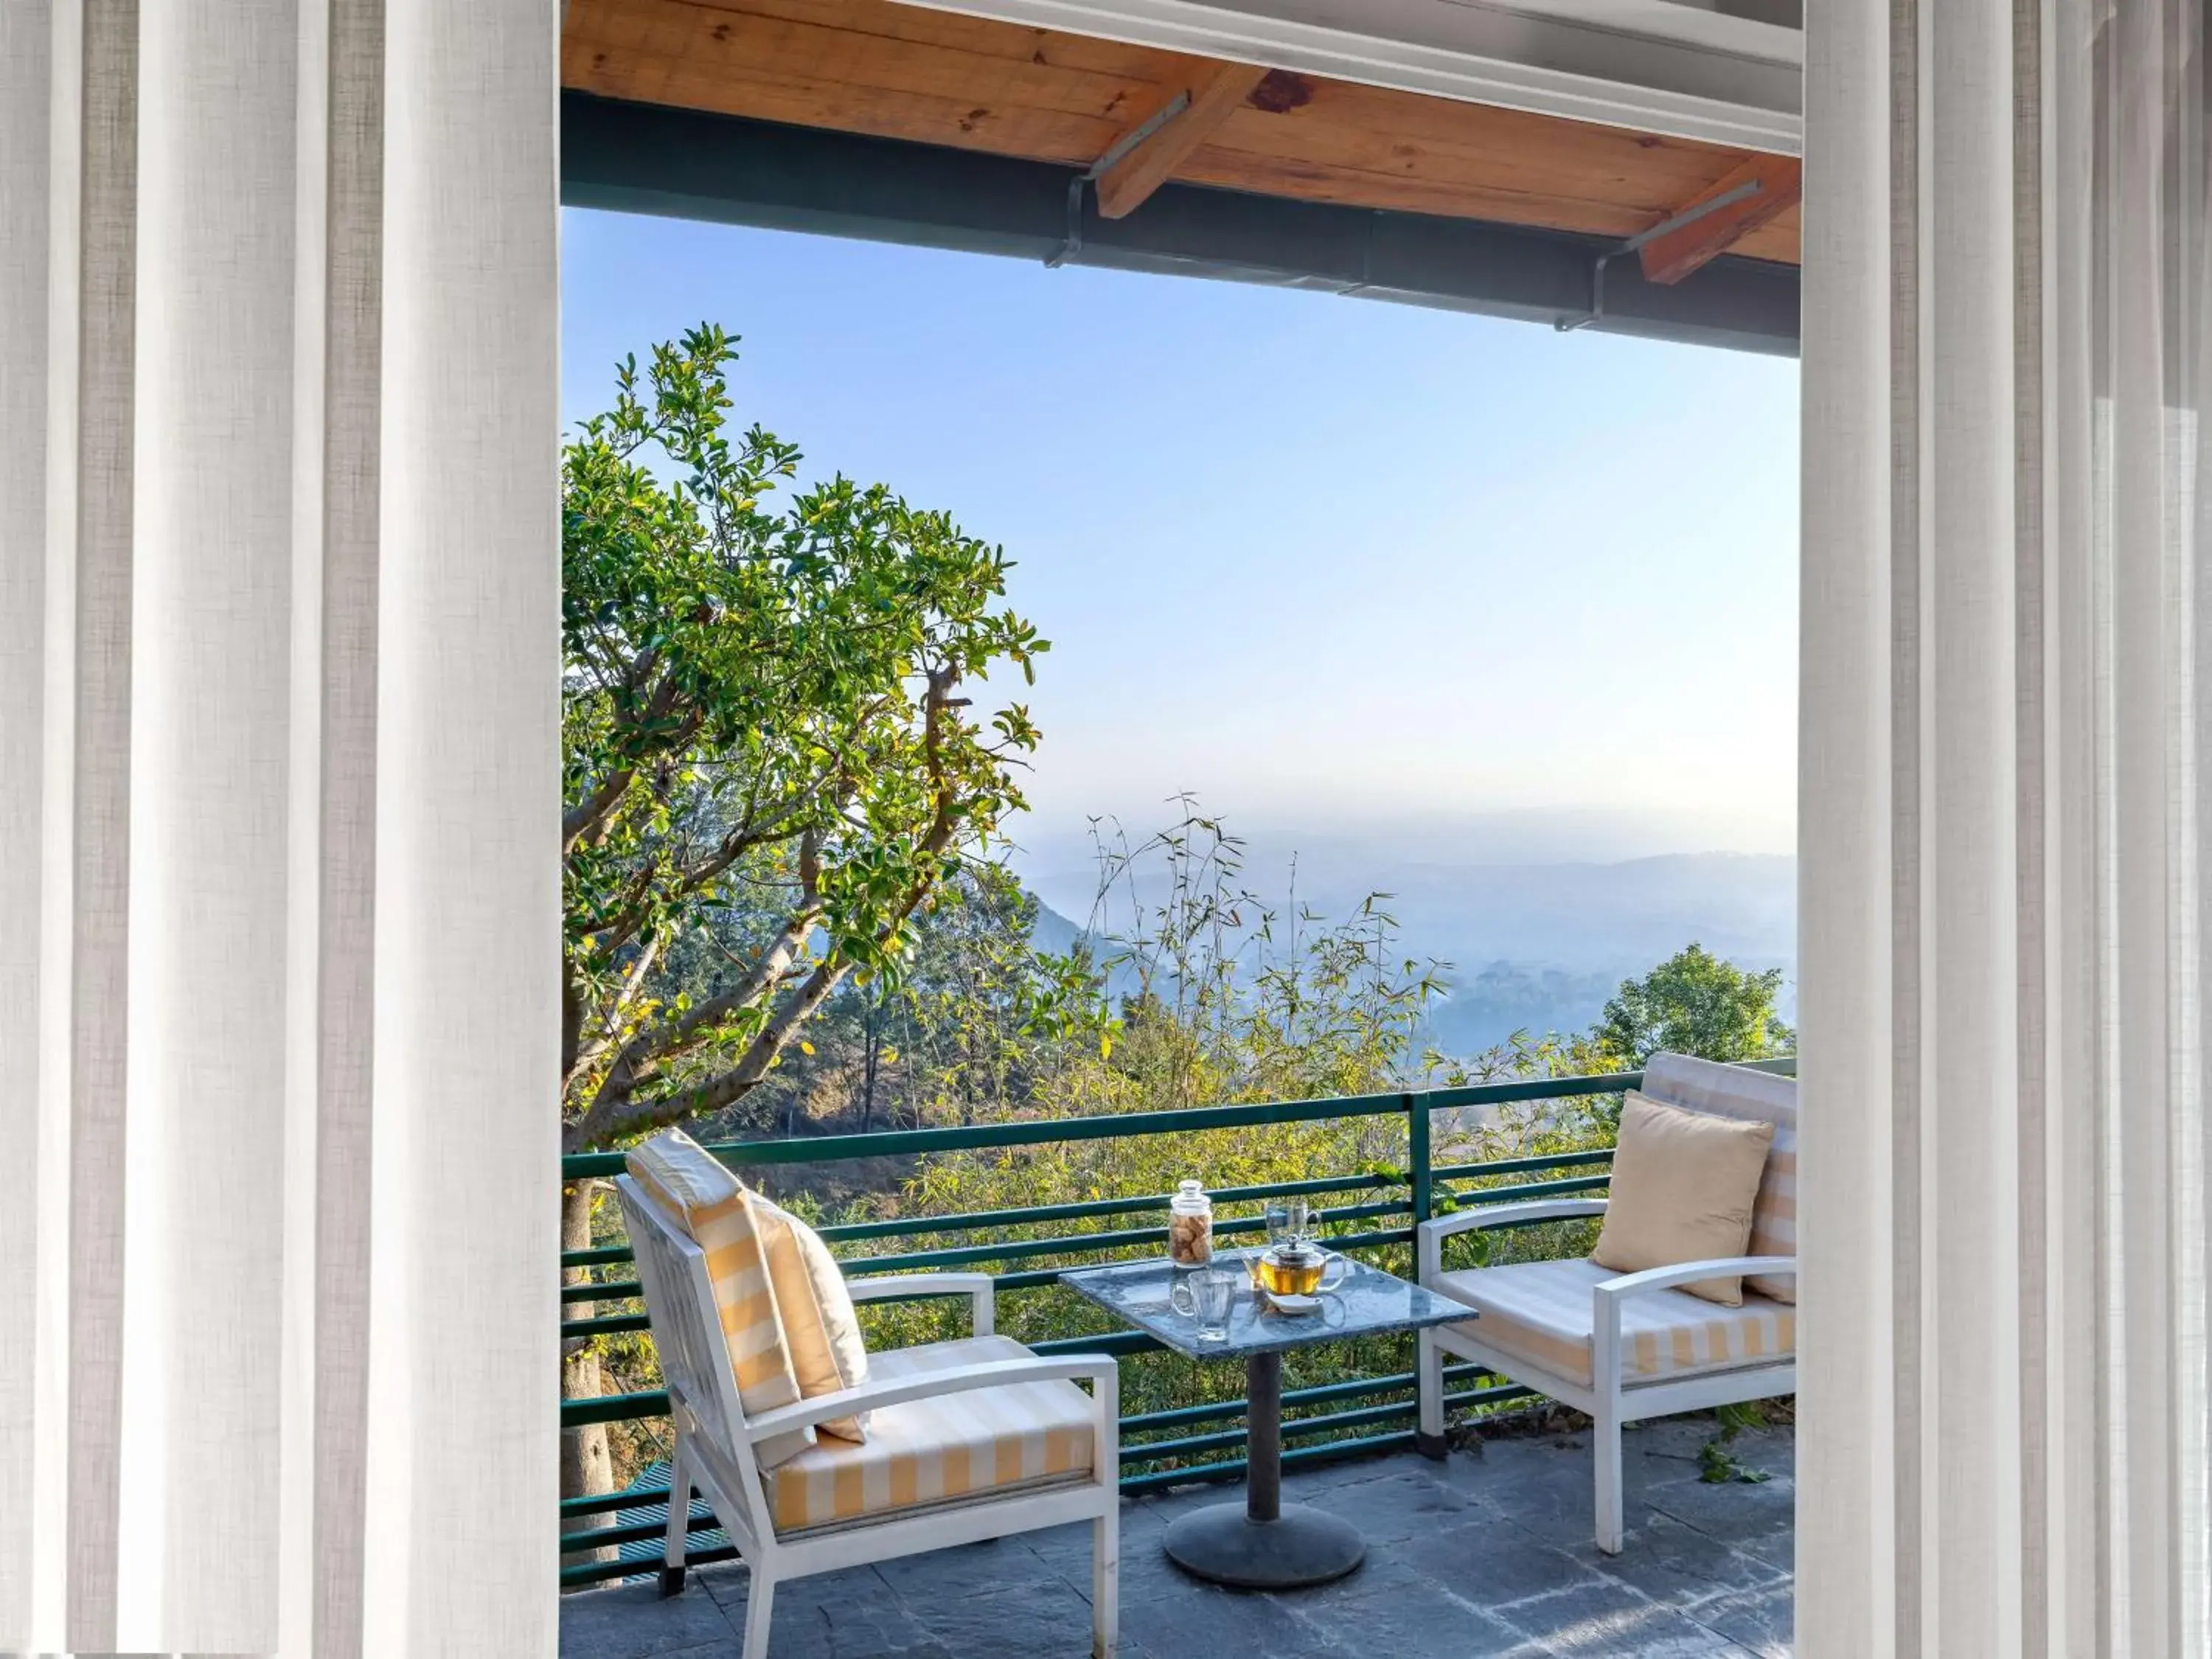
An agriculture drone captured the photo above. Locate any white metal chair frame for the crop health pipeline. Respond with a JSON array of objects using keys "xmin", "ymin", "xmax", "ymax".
[
  {"xmin": 1413, "ymin": 1196, "xmax": 1797, "ymax": 1554},
  {"xmin": 616, "ymin": 1176, "xmax": 1121, "ymax": 1659}
]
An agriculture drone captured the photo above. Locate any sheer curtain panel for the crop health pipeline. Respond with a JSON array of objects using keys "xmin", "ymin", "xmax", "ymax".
[
  {"xmin": 0, "ymin": 2, "xmax": 560, "ymax": 1654},
  {"xmin": 1800, "ymin": 0, "xmax": 2208, "ymax": 1654}
]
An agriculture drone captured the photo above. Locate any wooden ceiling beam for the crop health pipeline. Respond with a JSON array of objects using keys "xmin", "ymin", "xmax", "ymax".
[
  {"xmin": 1635, "ymin": 153, "xmax": 1801, "ymax": 283},
  {"xmin": 1094, "ymin": 60, "xmax": 1271, "ymax": 220}
]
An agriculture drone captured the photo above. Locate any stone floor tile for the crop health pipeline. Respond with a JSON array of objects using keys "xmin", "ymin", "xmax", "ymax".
[
  {"xmin": 1303, "ymin": 1573, "xmax": 1541, "ymax": 1658},
  {"xmin": 902, "ymin": 1573, "xmax": 1102, "ymax": 1656},
  {"xmin": 1683, "ymin": 1582, "xmax": 1794, "ymax": 1658},
  {"xmin": 1568, "ymin": 1512, "xmax": 1789, "ymax": 1610},
  {"xmin": 1295, "ymin": 1467, "xmax": 1494, "ymax": 1545},
  {"xmin": 559, "ymin": 1579, "xmax": 739, "ymax": 1659},
  {"xmin": 1495, "ymin": 1578, "xmax": 1742, "ymax": 1657},
  {"xmin": 1401, "ymin": 1517, "xmax": 1604, "ymax": 1610},
  {"xmin": 1645, "ymin": 1474, "xmax": 1797, "ymax": 1556},
  {"xmin": 871, "ymin": 1534, "xmax": 1069, "ymax": 1600},
  {"xmin": 1118, "ymin": 1582, "xmax": 1348, "ymax": 1658}
]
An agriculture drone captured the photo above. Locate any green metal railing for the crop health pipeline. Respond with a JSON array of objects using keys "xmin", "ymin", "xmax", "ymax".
[{"xmin": 557, "ymin": 1058, "xmax": 1794, "ymax": 1585}]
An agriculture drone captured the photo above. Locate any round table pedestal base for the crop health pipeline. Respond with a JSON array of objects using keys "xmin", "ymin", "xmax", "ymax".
[{"xmin": 1161, "ymin": 1502, "xmax": 1366, "ymax": 1589}]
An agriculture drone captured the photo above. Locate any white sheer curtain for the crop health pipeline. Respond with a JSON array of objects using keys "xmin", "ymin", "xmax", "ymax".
[
  {"xmin": 0, "ymin": 3, "xmax": 558, "ymax": 1654},
  {"xmin": 1801, "ymin": 0, "xmax": 2208, "ymax": 1654}
]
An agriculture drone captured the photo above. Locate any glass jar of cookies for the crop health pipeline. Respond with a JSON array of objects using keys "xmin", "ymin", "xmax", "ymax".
[{"xmin": 1166, "ymin": 1179, "xmax": 1214, "ymax": 1267}]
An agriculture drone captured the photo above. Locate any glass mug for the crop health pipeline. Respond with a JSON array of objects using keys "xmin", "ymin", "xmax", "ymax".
[
  {"xmin": 1253, "ymin": 1243, "xmax": 1347, "ymax": 1298},
  {"xmin": 1191, "ymin": 1266, "xmax": 1237, "ymax": 1340},
  {"xmin": 1265, "ymin": 1197, "xmax": 1321, "ymax": 1248}
]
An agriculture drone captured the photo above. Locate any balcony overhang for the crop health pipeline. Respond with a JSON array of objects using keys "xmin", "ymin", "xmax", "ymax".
[{"xmin": 560, "ymin": 0, "xmax": 1801, "ymax": 354}]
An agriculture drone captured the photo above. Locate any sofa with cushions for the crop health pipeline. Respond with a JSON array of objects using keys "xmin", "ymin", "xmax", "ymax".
[
  {"xmin": 1413, "ymin": 1051, "xmax": 1797, "ymax": 1554},
  {"xmin": 615, "ymin": 1130, "xmax": 1121, "ymax": 1659}
]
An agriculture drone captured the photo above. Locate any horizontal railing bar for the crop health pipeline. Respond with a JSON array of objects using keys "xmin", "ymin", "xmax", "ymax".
[
  {"xmin": 1121, "ymin": 1361, "xmax": 1500, "ymax": 1434},
  {"xmin": 813, "ymin": 1170, "xmax": 1402, "ymax": 1245},
  {"xmin": 560, "ymin": 1506, "xmax": 720, "ymax": 1555},
  {"xmin": 1416, "ymin": 1057, "xmax": 1791, "ymax": 1116},
  {"xmin": 1115, "ymin": 1428, "xmax": 1417, "ymax": 1496},
  {"xmin": 830, "ymin": 1200, "xmax": 1408, "ymax": 1278},
  {"xmin": 1023, "ymin": 1329, "xmax": 1161, "ymax": 1359},
  {"xmin": 1427, "ymin": 1148, "xmax": 1614, "ymax": 1181},
  {"xmin": 561, "ymin": 1244, "xmax": 638, "ymax": 1270},
  {"xmin": 564, "ymin": 1388, "xmax": 669, "ymax": 1429},
  {"xmin": 1121, "ymin": 1385, "xmax": 1518, "ymax": 1464},
  {"xmin": 563, "ymin": 1543, "xmax": 739, "ymax": 1589},
  {"xmin": 563, "ymin": 1312, "xmax": 653, "ymax": 1338},
  {"xmin": 563, "ymin": 1089, "xmax": 1413, "ymax": 1178},
  {"xmin": 562, "ymin": 1279, "xmax": 641, "ymax": 1305},
  {"xmin": 1433, "ymin": 1174, "xmax": 1613, "ymax": 1207},
  {"xmin": 1411, "ymin": 1068, "xmax": 1643, "ymax": 1113},
  {"xmin": 563, "ymin": 1483, "xmax": 683, "ymax": 1521}
]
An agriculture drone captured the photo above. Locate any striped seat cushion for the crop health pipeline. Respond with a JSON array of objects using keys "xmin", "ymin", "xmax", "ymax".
[
  {"xmin": 1432, "ymin": 1257, "xmax": 1794, "ymax": 1389},
  {"xmin": 626, "ymin": 1130, "xmax": 814, "ymax": 1469},
  {"xmin": 1641, "ymin": 1053, "xmax": 1799, "ymax": 1304},
  {"xmin": 763, "ymin": 1335, "xmax": 1096, "ymax": 1534},
  {"xmin": 1741, "ymin": 1119, "xmax": 1797, "ymax": 1303}
]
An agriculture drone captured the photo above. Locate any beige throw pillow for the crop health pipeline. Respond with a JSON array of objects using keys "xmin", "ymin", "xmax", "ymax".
[
  {"xmin": 753, "ymin": 1200, "xmax": 872, "ymax": 1443},
  {"xmin": 1590, "ymin": 1092, "xmax": 1775, "ymax": 1307}
]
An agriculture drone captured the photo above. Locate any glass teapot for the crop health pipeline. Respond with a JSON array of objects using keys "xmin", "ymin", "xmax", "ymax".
[{"xmin": 1253, "ymin": 1239, "xmax": 1348, "ymax": 1298}]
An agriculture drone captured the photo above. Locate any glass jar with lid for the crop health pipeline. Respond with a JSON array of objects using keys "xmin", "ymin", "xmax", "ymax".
[{"xmin": 1167, "ymin": 1179, "xmax": 1214, "ymax": 1267}]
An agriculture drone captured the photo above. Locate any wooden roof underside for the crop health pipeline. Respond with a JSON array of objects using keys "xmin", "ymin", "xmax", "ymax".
[{"xmin": 562, "ymin": 0, "xmax": 1802, "ymax": 275}]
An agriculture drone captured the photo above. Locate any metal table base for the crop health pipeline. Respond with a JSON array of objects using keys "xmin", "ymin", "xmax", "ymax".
[{"xmin": 1161, "ymin": 1351, "xmax": 1366, "ymax": 1589}]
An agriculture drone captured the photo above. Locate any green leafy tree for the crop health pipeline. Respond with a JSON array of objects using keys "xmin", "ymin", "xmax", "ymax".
[
  {"xmin": 559, "ymin": 324, "xmax": 1046, "ymax": 1156},
  {"xmin": 1591, "ymin": 943, "xmax": 1793, "ymax": 1067}
]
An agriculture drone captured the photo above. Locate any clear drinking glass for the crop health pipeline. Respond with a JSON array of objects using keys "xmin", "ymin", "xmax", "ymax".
[
  {"xmin": 1264, "ymin": 1200, "xmax": 1295, "ymax": 1249},
  {"xmin": 1192, "ymin": 1267, "xmax": 1237, "ymax": 1340}
]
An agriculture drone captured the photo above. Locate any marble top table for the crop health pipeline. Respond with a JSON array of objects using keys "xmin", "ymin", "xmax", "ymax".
[{"xmin": 1060, "ymin": 1255, "xmax": 1473, "ymax": 1590}]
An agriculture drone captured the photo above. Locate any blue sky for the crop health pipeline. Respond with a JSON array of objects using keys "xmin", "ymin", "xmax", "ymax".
[{"xmin": 563, "ymin": 208, "xmax": 1799, "ymax": 871}]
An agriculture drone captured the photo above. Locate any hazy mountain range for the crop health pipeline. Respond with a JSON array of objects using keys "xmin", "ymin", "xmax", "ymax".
[{"xmin": 1021, "ymin": 836, "xmax": 1795, "ymax": 1055}]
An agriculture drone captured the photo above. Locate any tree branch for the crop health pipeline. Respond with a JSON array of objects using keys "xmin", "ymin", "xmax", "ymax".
[
  {"xmin": 566, "ymin": 933, "xmax": 667, "ymax": 1092},
  {"xmin": 563, "ymin": 671, "xmax": 975, "ymax": 1153}
]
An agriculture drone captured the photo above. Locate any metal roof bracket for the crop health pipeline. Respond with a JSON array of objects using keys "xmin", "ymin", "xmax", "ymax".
[
  {"xmin": 1554, "ymin": 175, "xmax": 1764, "ymax": 333},
  {"xmin": 1046, "ymin": 88, "xmax": 1192, "ymax": 269}
]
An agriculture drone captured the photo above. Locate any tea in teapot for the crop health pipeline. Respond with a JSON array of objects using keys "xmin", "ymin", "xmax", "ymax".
[{"xmin": 1253, "ymin": 1242, "xmax": 1344, "ymax": 1298}]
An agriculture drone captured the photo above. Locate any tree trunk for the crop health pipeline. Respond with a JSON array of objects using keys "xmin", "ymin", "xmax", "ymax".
[
  {"xmin": 860, "ymin": 1026, "xmax": 879, "ymax": 1132},
  {"xmin": 560, "ymin": 1178, "xmax": 619, "ymax": 1571}
]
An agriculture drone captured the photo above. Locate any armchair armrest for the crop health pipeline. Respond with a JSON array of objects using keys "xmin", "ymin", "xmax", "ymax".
[
  {"xmin": 1416, "ymin": 1198, "xmax": 1610, "ymax": 1284},
  {"xmin": 742, "ymin": 1354, "xmax": 1119, "ymax": 1443},
  {"xmin": 1590, "ymin": 1256, "xmax": 1797, "ymax": 1394},
  {"xmin": 844, "ymin": 1270, "xmax": 995, "ymax": 1335},
  {"xmin": 1591, "ymin": 1256, "xmax": 1796, "ymax": 1304}
]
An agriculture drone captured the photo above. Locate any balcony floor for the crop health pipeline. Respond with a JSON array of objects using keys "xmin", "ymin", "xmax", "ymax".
[{"xmin": 560, "ymin": 1415, "xmax": 1794, "ymax": 1658}]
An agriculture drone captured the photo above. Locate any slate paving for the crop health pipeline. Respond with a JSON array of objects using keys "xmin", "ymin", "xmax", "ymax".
[{"xmin": 561, "ymin": 1416, "xmax": 1795, "ymax": 1659}]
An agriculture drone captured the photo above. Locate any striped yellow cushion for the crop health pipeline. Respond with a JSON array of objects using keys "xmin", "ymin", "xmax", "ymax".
[
  {"xmin": 1743, "ymin": 1121, "xmax": 1796, "ymax": 1303},
  {"xmin": 626, "ymin": 1130, "xmax": 814, "ymax": 1469},
  {"xmin": 764, "ymin": 1335, "xmax": 1095, "ymax": 1534},
  {"xmin": 1433, "ymin": 1257, "xmax": 1793, "ymax": 1388}
]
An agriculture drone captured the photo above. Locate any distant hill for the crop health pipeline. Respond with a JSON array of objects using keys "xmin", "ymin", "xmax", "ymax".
[
  {"xmin": 1026, "ymin": 899, "xmax": 1148, "ymax": 1004},
  {"xmin": 1020, "ymin": 845, "xmax": 1795, "ymax": 1057}
]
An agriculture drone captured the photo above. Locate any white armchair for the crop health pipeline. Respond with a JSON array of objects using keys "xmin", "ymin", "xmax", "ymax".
[
  {"xmin": 617, "ymin": 1177, "xmax": 1120, "ymax": 1659},
  {"xmin": 1413, "ymin": 1056, "xmax": 1798, "ymax": 1554}
]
